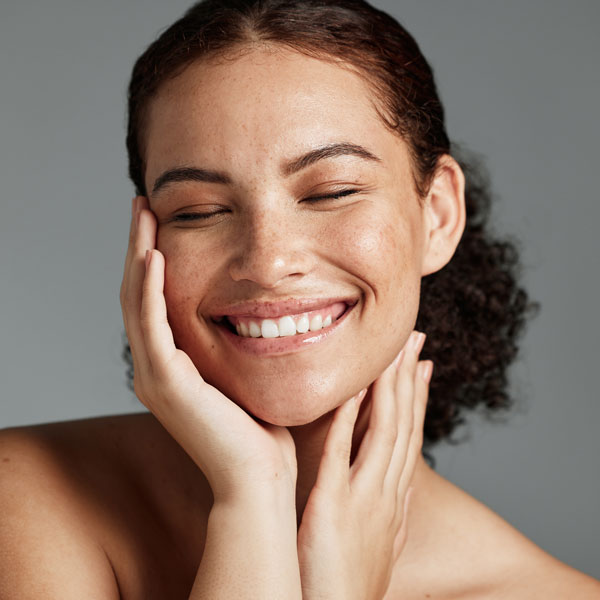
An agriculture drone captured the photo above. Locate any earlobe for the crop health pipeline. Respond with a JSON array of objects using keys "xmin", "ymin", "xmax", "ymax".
[{"xmin": 420, "ymin": 155, "xmax": 466, "ymax": 277}]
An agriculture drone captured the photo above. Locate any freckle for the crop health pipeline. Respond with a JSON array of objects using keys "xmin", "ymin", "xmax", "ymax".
[{"xmin": 2, "ymin": 457, "xmax": 9, "ymax": 463}]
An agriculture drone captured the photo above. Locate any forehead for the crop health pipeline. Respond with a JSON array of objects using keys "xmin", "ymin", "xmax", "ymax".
[{"xmin": 143, "ymin": 46, "xmax": 407, "ymax": 185}]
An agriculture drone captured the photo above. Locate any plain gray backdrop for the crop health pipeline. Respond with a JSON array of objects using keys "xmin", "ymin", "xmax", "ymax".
[{"xmin": 1, "ymin": 0, "xmax": 598, "ymax": 580}]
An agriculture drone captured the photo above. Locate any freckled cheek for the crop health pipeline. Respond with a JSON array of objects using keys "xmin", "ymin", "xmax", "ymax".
[
  {"xmin": 157, "ymin": 233, "xmax": 223, "ymax": 317},
  {"xmin": 327, "ymin": 216, "xmax": 419, "ymax": 286}
]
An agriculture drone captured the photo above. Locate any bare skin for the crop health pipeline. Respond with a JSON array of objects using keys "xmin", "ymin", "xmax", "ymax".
[
  {"xmin": 1, "ymin": 414, "xmax": 598, "ymax": 598},
  {"xmin": 1, "ymin": 47, "xmax": 599, "ymax": 598}
]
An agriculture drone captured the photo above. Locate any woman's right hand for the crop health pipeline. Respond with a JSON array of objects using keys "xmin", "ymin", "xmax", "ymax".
[{"xmin": 119, "ymin": 196, "xmax": 297, "ymax": 502}]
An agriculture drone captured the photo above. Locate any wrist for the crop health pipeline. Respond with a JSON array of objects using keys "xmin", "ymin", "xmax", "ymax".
[
  {"xmin": 194, "ymin": 488, "xmax": 302, "ymax": 600},
  {"xmin": 212, "ymin": 467, "xmax": 297, "ymax": 506},
  {"xmin": 212, "ymin": 478, "xmax": 297, "ymax": 517}
]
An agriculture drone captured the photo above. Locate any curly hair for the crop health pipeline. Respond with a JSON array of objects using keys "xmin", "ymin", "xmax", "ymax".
[{"xmin": 123, "ymin": 0, "xmax": 539, "ymax": 458}]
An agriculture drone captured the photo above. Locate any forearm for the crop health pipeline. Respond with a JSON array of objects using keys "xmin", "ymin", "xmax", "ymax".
[{"xmin": 189, "ymin": 489, "xmax": 302, "ymax": 600}]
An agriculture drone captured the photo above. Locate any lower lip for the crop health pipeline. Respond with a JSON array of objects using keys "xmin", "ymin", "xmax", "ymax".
[{"xmin": 214, "ymin": 304, "xmax": 355, "ymax": 356}]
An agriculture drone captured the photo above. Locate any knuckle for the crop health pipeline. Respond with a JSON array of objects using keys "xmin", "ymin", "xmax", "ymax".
[
  {"xmin": 122, "ymin": 291, "xmax": 137, "ymax": 312},
  {"xmin": 375, "ymin": 419, "xmax": 397, "ymax": 444},
  {"xmin": 139, "ymin": 313, "xmax": 152, "ymax": 331},
  {"xmin": 377, "ymin": 426, "xmax": 396, "ymax": 452},
  {"xmin": 325, "ymin": 441, "xmax": 351, "ymax": 465}
]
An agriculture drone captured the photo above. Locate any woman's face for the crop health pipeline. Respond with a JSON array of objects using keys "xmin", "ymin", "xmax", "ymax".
[{"xmin": 143, "ymin": 47, "xmax": 430, "ymax": 426}]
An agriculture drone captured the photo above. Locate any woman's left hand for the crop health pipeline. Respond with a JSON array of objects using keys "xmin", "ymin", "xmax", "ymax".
[{"xmin": 297, "ymin": 331, "xmax": 431, "ymax": 600}]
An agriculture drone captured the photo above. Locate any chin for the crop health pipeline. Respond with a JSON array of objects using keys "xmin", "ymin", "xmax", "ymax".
[
  {"xmin": 242, "ymin": 400, "xmax": 328, "ymax": 427},
  {"xmin": 207, "ymin": 371, "xmax": 349, "ymax": 427}
]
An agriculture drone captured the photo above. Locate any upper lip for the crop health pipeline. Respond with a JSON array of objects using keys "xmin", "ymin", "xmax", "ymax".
[{"xmin": 210, "ymin": 297, "xmax": 358, "ymax": 319}]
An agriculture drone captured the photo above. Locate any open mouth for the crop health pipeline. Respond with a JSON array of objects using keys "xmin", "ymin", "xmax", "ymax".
[{"xmin": 211, "ymin": 300, "xmax": 354, "ymax": 339}]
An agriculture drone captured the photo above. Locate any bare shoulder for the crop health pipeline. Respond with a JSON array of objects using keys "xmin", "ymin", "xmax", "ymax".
[
  {"xmin": 0, "ymin": 413, "xmax": 210, "ymax": 599},
  {"xmin": 461, "ymin": 494, "xmax": 600, "ymax": 599},
  {"xmin": 459, "ymin": 485, "xmax": 600, "ymax": 599},
  {"xmin": 0, "ymin": 417, "xmax": 125, "ymax": 598},
  {"xmin": 391, "ymin": 466, "xmax": 600, "ymax": 599},
  {"xmin": 495, "ymin": 545, "xmax": 600, "ymax": 599},
  {"xmin": 433, "ymin": 559, "xmax": 600, "ymax": 600}
]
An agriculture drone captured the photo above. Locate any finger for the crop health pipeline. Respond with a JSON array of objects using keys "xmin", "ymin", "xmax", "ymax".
[
  {"xmin": 140, "ymin": 248, "xmax": 178, "ymax": 374},
  {"xmin": 351, "ymin": 330, "xmax": 423, "ymax": 487},
  {"xmin": 393, "ymin": 486, "xmax": 414, "ymax": 561},
  {"xmin": 120, "ymin": 197, "xmax": 140, "ymax": 332},
  {"xmin": 121, "ymin": 201, "xmax": 157, "ymax": 374},
  {"xmin": 315, "ymin": 389, "xmax": 367, "ymax": 493},
  {"xmin": 383, "ymin": 332, "xmax": 426, "ymax": 490},
  {"xmin": 121, "ymin": 198, "xmax": 144, "ymax": 371},
  {"xmin": 120, "ymin": 197, "xmax": 149, "ymax": 317},
  {"xmin": 127, "ymin": 199, "xmax": 156, "ymax": 320},
  {"xmin": 391, "ymin": 358, "xmax": 431, "ymax": 532},
  {"xmin": 395, "ymin": 359, "xmax": 431, "ymax": 500},
  {"xmin": 121, "ymin": 196, "xmax": 142, "ymax": 280},
  {"xmin": 350, "ymin": 354, "xmax": 399, "ymax": 488}
]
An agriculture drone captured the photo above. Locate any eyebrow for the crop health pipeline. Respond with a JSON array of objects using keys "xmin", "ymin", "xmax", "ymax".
[
  {"xmin": 152, "ymin": 167, "xmax": 231, "ymax": 194},
  {"xmin": 281, "ymin": 142, "xmax": 382, "ymax": 176},
  {"xmin": 151, "ymin": 142, "xmax": 381, "ymax": 194}
]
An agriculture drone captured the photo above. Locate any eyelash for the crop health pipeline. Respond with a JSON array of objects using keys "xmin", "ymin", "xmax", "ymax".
[
  {"xmin": 171, "ymin": 189, "xmax": 359, "ymax": 222},
  {"xmin": 172, "ymin": 211, "xmax": 224, "ymax": 222},
  {"xmin": 302, "ymin": 188, "xmax": 359, "ymax": 203}
]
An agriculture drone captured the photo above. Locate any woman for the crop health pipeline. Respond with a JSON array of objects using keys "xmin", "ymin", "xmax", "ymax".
[{"xmin": 1, "ymin": 1, "xmax": 598, "ymax": 598}]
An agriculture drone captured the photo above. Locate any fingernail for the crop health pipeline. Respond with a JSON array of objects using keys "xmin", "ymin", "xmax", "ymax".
[
  {"xmin": 352, "ymin": 388, "xmax": 367, "ymax": 405},
  {"xmin": 411, "ymin": 331, "xmax": 426, "ymax": 352},
  {"xmin": 420, "ymin": 361, "xmax": 433, "ymax": 383},
  {"xmin": 393, "ymin": 349, "xmax": 405, "ymax": 368},
  {"xmin": 145, "ymin": 249, "xmax": 151, "ymax": 269}
]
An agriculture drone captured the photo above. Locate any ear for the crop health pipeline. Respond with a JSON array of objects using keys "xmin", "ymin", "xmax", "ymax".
[{"xmin": 420, "ymin": 155, "xmax": 466, "ymax": 276}]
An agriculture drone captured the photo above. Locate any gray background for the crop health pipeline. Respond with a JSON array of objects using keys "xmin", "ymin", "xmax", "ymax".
[{"xmin": 1, "ymin": 0, "xmax": 598, "ymax": 579}]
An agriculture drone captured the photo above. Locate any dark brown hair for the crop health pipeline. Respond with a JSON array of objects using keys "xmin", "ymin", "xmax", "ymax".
[{"xmin": 124, "ymin": 0, "xmax": 538, "ymax": 459}]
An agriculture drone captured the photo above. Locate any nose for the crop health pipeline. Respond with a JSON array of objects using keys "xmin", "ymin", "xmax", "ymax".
[{"xmin": 228, "ymin": 211, "xmax": 315, "ymax": 288}]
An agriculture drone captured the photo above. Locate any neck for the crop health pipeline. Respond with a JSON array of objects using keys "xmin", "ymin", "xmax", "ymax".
[{"xmin": 288, "ymin": 409, "xmax": 333, "ymax": 521}]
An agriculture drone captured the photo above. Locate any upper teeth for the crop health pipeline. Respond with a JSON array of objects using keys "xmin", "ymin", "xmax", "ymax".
[{"xmin": 232, "ymin": 312, "xmax": 335, "ymax": 338}]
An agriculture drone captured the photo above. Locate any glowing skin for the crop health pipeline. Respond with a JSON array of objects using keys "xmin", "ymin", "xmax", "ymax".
[{"xmin": 143, "ymin": 48, "xmax": 432, "ymax": 426}]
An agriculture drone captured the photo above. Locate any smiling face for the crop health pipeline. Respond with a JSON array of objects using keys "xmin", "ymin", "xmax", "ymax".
[{"xmin": 142, "ymin": 47, "xmax": 431, "ymax": 426}]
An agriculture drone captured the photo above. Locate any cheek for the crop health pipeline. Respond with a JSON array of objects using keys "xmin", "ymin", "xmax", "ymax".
[
  {"xmin": 326, "ymin": 207, "xmax": 421, "ymax": 291},
  {"xmin": 158, "ymin": 231, "xmax": 222, "ymax": 324},
  {"xmin": 327, "ymin": 208, "xmax": 423, "ymax": 345}
]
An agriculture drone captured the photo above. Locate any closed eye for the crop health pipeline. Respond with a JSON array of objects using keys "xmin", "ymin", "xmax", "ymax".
[
  {"xmin": 169, "ymin": 189, "xmax": 360, "ymax": 222},
  {"xmin": 171, "ymin": 209, "xmax": 229, "ymax": 222},
  {"xmin": 302, "ymin": 188, "xmax": 360, "ymax": 203}
]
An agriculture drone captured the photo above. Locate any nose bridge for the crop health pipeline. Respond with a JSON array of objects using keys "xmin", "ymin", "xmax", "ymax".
[{"xmin": 228, "ymin": 203, "xmax": 311, "ymax": 287}]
